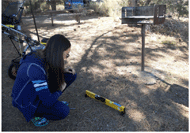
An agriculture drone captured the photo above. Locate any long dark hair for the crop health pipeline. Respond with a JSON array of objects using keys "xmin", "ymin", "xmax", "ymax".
[{"xmin": 39, "ymin": 34, "xmax": 71, "ymax": 93}]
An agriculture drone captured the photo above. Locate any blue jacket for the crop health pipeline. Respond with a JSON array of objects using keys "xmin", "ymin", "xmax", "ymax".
[{"xmin": 11, "ymin": 52, "xmax": 63, "ymax": 122}]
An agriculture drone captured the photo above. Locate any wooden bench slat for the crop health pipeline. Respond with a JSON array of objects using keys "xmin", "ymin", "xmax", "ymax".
[{"xmin": 122, "ymin": 16, "xmax": 154, "ymax": 19}]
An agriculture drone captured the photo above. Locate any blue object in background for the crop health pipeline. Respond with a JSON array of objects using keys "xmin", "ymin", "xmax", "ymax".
[{"xmin": 64, "ymin": 0, "xmax": 84, "ymax": 9}]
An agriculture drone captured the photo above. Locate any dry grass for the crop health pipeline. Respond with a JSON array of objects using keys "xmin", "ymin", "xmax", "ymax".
[
  {"xmin": 89, "ymin": 0, "xmax": 128, "ymax": 17},
  {"xmin": 150, "ymin": 17, "xmax": 188, "ymax": 43}
]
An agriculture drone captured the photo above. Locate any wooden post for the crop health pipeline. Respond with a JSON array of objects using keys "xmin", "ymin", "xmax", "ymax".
[
  {"xmin": 51, "ymin": 13, "xmax": 54, "ymax": 26},
  {"xmin": 141, "ymin": 24, "xmax": 146, "ymax": 71}
]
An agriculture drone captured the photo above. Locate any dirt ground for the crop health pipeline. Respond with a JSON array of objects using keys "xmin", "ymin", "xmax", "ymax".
[{"xmin": 2, "ymin": 13, "xmax": 189, "ymax": 131}]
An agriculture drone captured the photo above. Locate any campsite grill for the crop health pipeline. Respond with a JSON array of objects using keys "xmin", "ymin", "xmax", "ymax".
[{"xmin": 121, "ymin": 5, "xmax": 166, "ymax": 71}]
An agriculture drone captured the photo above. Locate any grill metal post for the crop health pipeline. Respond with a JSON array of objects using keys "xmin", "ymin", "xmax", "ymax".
[
  {"xmin": 121, "ymin": 5, "xmax": 166, "ymax": 71},
  {"xmin": 141, "ymin": 24, "xmax": 146, "ymax": 71}
]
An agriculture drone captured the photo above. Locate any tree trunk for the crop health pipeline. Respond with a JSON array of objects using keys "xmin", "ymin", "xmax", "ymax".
[{"xmin": 50, "ymin": 0, "xmax": 56, "ymax": 10}]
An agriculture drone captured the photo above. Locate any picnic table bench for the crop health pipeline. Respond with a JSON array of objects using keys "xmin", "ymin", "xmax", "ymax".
[{"xmin": 45, "ymin": 8, "xmax": 84, "ymax": 26}]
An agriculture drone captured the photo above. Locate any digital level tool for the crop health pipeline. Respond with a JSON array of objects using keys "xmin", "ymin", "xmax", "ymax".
[{"xmin": 85, "ymin": 90, "xmax": 125, "ymax": 115}]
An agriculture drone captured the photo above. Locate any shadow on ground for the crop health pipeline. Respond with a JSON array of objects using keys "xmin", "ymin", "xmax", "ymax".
[{"xmin": 2, "ymin": 15, "xmax": 188, "ymax": 131}]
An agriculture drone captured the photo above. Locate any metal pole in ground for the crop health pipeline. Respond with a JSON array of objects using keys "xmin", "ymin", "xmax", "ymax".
[
  {"xmin": 29, "ymin": 0, "xmax": 40, "ymax": 42},
  {"xmin": 141, "ymin": 24, "xmax": 146, "ymax": 71}
]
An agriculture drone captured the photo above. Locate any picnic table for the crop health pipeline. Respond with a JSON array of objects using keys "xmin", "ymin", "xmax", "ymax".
[{"xmin": 45, "ymin": 8, "xmax": 84, "ymax": 26}]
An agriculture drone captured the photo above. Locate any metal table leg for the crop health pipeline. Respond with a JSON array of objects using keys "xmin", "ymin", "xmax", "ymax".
[
  {"xmin": 141, "ymin": 24, "xmax": 146, "ymax": 71},
  {"xmin": 51, "ymin": 13, "xmax": 54, "ymax": 26}
]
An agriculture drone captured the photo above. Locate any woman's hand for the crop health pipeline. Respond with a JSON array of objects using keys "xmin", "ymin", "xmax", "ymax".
[
  {"xmin": 60, "ymin": 82, "xmax": 67, "ymax": 92},
  {"xmin": 64, "ymin": 67, "xmax": 76, "ymax": 75}
]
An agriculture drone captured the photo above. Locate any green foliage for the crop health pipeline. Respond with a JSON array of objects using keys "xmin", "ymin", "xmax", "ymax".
[
  {"xmin": 162, "ymin": 40, "xmax": 177, "ymax": 49},
  {"xmin": 162, "ymin": 40, "xmax": 176, "ymax": 45}
]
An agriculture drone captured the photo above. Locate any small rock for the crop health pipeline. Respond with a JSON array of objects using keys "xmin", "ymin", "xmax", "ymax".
[
  {"xmin": 145, "ymin": 81, "xmax": 156, "ymax": 85},
  {"xmin": 132, "ymin": 74, "xmax": 137, "ymax": 78},
  {"xmin": 74, "ymin": 29, "xmax": 76, "ymax": 31},
  {"xmin": 106, "ymin": 79, "xmax": 112, "ymax": 82}
]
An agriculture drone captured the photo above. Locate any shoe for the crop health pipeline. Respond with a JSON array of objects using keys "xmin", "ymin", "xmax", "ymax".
[
  {"xmin": 31, "ymin": 117, "xmax": 49, "ymax": 127},
  {"xmin": 62, "ymin": 101, "xmax": 69, "ymax": 106}
]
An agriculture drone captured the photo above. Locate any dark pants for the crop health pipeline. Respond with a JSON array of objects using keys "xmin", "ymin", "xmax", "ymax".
[{"xmin": 34, "ymin": 73, "xmax": 77, "ymax": 120}]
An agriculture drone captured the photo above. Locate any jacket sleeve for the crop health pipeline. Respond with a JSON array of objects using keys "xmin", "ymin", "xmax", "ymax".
[{"xmin": 27, "ymin": 63, "xmax": 62, "ymax": 108}]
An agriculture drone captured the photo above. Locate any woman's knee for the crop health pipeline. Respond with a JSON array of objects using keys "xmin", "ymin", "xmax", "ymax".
[
  {"xmin": 64, "ymin": 73, "xmax": 77, "ymax": 87},
  {"xmin": 72, "ymin": 73, "xmax": 77, "ymax": 81}
]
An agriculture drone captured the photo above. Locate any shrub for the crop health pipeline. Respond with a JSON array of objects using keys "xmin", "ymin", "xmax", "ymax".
[
  {"xmin": 56, "ymin": 4, "xmax": 65, "ymax": 11},
  {"xmin": 150, "ymin": 17, "xmax": 188, "ymax": 42},
  {"xmin": 89, "ymin": 0, "xmax": 129, "ymax": 17},
  {"xmin": 40, "ymin": 2, "xmax": 50, "ymax": 12},
  {"xmin": 90, "ymin": 0, "xmax": 188, "ymax": 19},
  {"xmin": 138, "ymin": 0, "xmax": 189, "ymax": 19}
]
